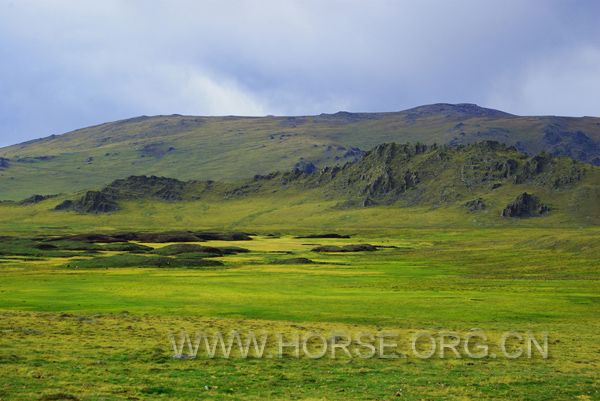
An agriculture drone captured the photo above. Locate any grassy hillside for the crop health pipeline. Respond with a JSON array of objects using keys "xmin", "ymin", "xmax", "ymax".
[
  {"xmin": 3, "ymin": 140, "xmax": 591, "ymax": 234},
  {"xmin": 1, "ymin": 103, "xmax": 599, "ymax": 200}
]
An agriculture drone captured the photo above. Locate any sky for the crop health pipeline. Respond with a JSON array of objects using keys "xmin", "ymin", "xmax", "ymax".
[{"xmin": 1, "ymin": 0, "xmax": 599, "ymax": 146}]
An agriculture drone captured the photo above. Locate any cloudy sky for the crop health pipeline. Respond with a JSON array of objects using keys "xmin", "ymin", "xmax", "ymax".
[{"xmin": 1, "ymin": 0, "xmax": 599, "ymax": 146}]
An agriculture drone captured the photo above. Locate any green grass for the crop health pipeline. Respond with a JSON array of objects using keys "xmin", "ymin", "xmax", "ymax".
[{"xmin": 0, "ymin": 230, "xmax": 598, "ymax": 400}]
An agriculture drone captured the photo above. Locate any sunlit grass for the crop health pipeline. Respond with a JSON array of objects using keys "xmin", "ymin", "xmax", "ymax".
[{"xmin": 0, "ymin": 230, "xmax": 598, "ymax": 400}]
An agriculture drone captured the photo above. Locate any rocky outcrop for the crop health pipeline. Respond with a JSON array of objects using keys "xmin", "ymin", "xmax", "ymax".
[
  {"xmin": 0, "ymin": 157, "xmax": 9, "ymax": 169},
  {"xmin": 501, "ymin": 193, "xmax": 549, "ymax": 217},
  {"xmin": 45, "ymin": 140, "xmax": 594, "ymax": 215},
  {"xmin": 55, "ymin": 191, "xmax": 119, "ymax": 213},
  {"xmin": 102, "ymin": 175, "xmax": 189, "ymax": 201},
  {"xmin": 19, "ymin": 194, "xmax": 57, "ymax": 205},
  {"xmin": 55, "ymin": 175, "xmax": 190, "ymax": 213},
  {"xmin": 542, "ymin": 125, "xmax": 600, "ymax": 165},
  {"xmin": 139, "ymin": 142, "xmax": 176, "ymax": 159},
  {"xmin": 464, "ymin": 198, "xmax": 486, "ymax": 212},
  {"xmin": 293, "ymin": 160, "xmax": 317, "ymax": 175}
]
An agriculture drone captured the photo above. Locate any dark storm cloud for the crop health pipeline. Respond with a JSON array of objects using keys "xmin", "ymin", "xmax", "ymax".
[{"xmin": 0, "ymin": 0, "xmax": 599, "ymax": 146}]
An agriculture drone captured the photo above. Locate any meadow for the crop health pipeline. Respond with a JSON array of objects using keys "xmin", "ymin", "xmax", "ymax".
[{"xmin": 0, "ymin": 228, "xmax": 598, "ymax": 400}]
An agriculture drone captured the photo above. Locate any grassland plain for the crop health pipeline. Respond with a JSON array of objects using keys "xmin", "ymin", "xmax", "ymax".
[
  {"xmin": 0, "ymin": 229, "xmax": 599, "ymax": 400},
  {"xmin": 0, "ymin": 133, "xmax": 599, "ymax": 400}
]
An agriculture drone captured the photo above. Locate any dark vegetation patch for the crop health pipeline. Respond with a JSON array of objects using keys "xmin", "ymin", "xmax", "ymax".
[
  {"xmin": 65, "ymin": 254, "xmax": 224, "ymax": 269},
  {"xmin": 0, "ymin": 157, "xmax": 9, "ymax": 169},
  {"xmin": 43, "ymin": 241, "xmax": 102, "ymax": 252},
  {"xmin": 274, "ymin": 257, "xmax": 315, "ymax": 264},
  {"xmin": 116, "ymin": 231, "xmax": 204, "ymax": 243},
  {"xmin": 50, "ymin": 234, "xmax": 124, "ymax": 243},
  {"xmin": 218, "ymin": 246, "xmax": 251, "ymax": 254},
  {"xmin": 193, "ymin": 232, "xmax": 252, "ymax": 241},
  {"xmin": 38, "ymin": 393, "xmax": 80, "ymax": 401},
  {"xmin": 0, "ymin": 238, "xmax": 96, "ymax": 258},
  {"xmin": 49, "ymin": 231, "xmax": 251, "ymax": 243},
  {"xmin": 15, "ymin": 155, "xmax": 56, "ymax": 163},
  {"xmin": 501, "ymin": 193, "xmax": 549, "ymax": 218},
  {"xmin": 153, "ymin": 244, "xmax": 249, "ymax": 256},
  {"xmin": 312, "ymin": 244, "xmax": 378, "ymax": 252},
  {"xmin": 0, "ymin": 353, "xmax": 24, "ymax": 363},
  {"xmin": 100, "ymin": 242, "xmax": 153, "ymax": 252},
  {"xmin": 33, "ymin": 243, "xmax": 58, "ymax": 250},
  {"xmin": 0, "ymin": 230, "xmax": 252, "ymax": 262},
  {"xmin": 295, "ymin": 233, "xmax": 351, "ymax": 239},
  {"xmin": 140, "ymin": 386, "xmax": 174, "ymax": 395}
]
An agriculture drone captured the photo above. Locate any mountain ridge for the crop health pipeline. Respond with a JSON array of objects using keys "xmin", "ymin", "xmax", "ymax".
[{"xmin": 1, "ymin": 103, "xmax": 599, "ymax": 201}]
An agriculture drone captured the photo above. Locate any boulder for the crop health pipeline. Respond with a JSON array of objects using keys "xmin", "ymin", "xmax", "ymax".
[{"xmin": 501, "ymin": 193, "xmax": 549, "ymax": 217}]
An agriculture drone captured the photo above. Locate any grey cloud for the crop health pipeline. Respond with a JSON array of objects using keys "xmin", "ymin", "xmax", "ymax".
[{"xmin": 0, "ymin": 0, "xmax": 599, "ymax": 146}]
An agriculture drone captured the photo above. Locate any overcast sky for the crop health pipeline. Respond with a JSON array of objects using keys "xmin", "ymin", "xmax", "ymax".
[{"xmin": 1, "ymin": 0, "xmax": 599, "ymax": 146}]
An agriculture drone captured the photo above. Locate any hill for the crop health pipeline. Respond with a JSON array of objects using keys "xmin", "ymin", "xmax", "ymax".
[{"xmin": 1, "ymin": 103, "xmax": 600, "ymax": 200}]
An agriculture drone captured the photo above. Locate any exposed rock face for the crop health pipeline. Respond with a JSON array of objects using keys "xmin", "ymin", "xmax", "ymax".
[
  {"xmin": 48, "ymin": 140, "xmax": 593, "ymax": 214},
  {"xmin": 403, "ymin": 103, "xmax": 514, "ymax": 120},
  {"xmin": 55, "ymin": 191, "xmax": 119, "ymax": 213},
  {"xmin": 542, "ymin": 125, "xmax": 600, "ymax": 165},
  {"xmin": 74, "ymin": 191, "xmax": 119, "ymax": 213},
  {"xmin": 342, "ymin": 147, "xmax": 365, "ymax": 161},
  {"xmin": 19, "ymin": 194, "xmax": 57, "ymax": 205},
  {"xmin": 103, "ymin": 175, "xmax": 189, "ymax": 201},
  {"xmin": 501, "ymin": 193, "xmax": 549, "ymax": 217},
  {"xmin": 55, "ymin": 175, "xmax": 191, "ymax": 213},
  {"xmin": 464, "ymin": 198, "xmax": 486, "ymax": 212},
  {"xmin": 0, "ymin": 157, "xmax": 9, "ymax": 169},
  {"xmin": 293, "ymin": 160, "xmax": 317, "ymax": 175},
  {"xmin": 54, "ymin": 200, "xmax": 74, "ymax": 210},
  {"xmin": 139, "ymin": 142, "xmax": 176, "ymax": 159}
]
